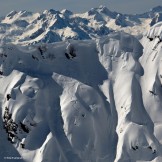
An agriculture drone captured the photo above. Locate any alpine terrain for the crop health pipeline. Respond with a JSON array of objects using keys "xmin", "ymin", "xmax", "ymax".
[{"xmin": 0, "ymin": 5, "xmax": 162, "ymax": 162}]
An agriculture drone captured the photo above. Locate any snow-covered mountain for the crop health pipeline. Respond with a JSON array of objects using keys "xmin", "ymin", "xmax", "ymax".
[
  {"xmin": 1, "ymin": 5, "xmax": 162, "ymax": 162},
  {"xmin": 1, "ymin": 6, "xmax": 162, "ymax": 44},
  {"xmin": 1, "ymin": 21, "xmax": 162, "ymax": 162}
]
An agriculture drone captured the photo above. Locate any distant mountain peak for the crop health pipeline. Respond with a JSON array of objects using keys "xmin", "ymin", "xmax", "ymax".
[
  {"xmin": 88, "ymin": 5, "xmax": 110, "ymax": 14},
  {"xmin": 87, "ymin": 7, "xmax": 98, "ymax": 16},
  {"xmin": 18, "ymin": 10, "xmax": 32, "ymax": 17},
  {"xmin": 150, "ymin": 5, "xmax": 162, "ymax": 12},
  {"xmin": 1, "ymin": 6, "xmax": 162, "ymax": 44},
  {"xmin": 43, "ymin": 9, "xmax": 60, "ymax": 15},
  {"xmin": 61, "ymin": 9, "xmax": 73, "ymax": 16},
  {"xmin": 6, "ymin": 10, "xmax": 18, "ymax": 18},
  {"xmin": 98, "ymin": 5, "xmax": 110, "ymax": 13}
]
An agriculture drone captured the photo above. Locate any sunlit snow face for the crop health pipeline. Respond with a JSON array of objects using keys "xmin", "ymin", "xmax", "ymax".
[
  {"xmin": 122, "ymin": 123, "xmax": 157, "ymax": 161},
  {"xmin": 62, "ymin": 99, "xmax": 94, "ymax": 151},
  {"xmin": 60, "ymin": 83, "xmax": 112, "ymax": 156},
  {"xmin": 120, "ymin": 51, "xmax": 144, "ymax": 76},
  {"xmin": 100, "ymin": 32, "xmax": 144, "ymax": 78}
]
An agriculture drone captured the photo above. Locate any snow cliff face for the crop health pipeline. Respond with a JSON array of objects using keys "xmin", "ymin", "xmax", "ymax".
[
  {"xmin": 1, "ymin": 6, "xmax": 162, "ymax": 44},
  {"xmin": 1, "ymin": 25, "xmax": 162, "ymax": 162}
]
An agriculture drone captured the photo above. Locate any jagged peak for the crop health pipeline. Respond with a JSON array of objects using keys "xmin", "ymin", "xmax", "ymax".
[
  {"xmin": 87, "ymin": 7, "xmax": 99, "ymax": 15},
  {"xmin": 17, "ymin": 10, "xmax": 33, "ymax": 17},
  {"xmin": 6, "ymin": 10, "xmax": 18, "ymax": 17},
  {"xmin": 61, "ymin": 9, "xmax": 73, "ymax": 16},
  {"xmin": 87, "ymin": 5, "xmax": 116, "ymax": 19},
  {"xmin": 99, "ymin": 5, "xmax": 107, "ymax": 9},
  {"xmin": 150, "ymin": 6, "xmax": 162, "ymax": 13},
  {"xmin": 18, "ymin": 10, "xmax": 29, "ymax": 14},
  {"xmin": 87, "ymin": 6, "xmax": 110, "ymax": 14},
  {"xmin": 98, "ymin": 5, "xmax": 110, "ymax": 13},
  {"xmin": 43, "ymin": 9, "xmax": 60, "ymax": 15},
  {"xmin": 37, "ymin": 9, "xmax": 61, "ymax": 21},
  {"xmin": 116, "ymin": 13, "xmax": 123, "ymax": 18}
]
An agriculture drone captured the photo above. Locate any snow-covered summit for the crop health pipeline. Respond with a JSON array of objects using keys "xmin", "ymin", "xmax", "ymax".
[
  {"xmin": 150, "ymin": 13, "xmax": 162, "ymax": 26},
  {"xmin": 150, "ymin": 6, "xmax": 162, "ymax": 13},
  {"xmin": 61, "ymin": 9, "xmax": 73, "ymax": 17}
]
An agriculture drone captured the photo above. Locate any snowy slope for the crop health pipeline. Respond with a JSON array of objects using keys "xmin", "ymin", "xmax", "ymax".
[
  {"xmin": 0, "ymin": 25, "xmax": 162, "ymax": 162},
  {"xmin": 139, "ymin": 22, "xmax": 162, "ymax": 161},
  {"xmin": 0, "ymin": 6, "xmax": 162, "ymax": 44}
]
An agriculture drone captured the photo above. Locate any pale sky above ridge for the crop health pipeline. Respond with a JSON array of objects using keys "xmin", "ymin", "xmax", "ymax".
[{"xmin": 0, "ymin": 0, "xmax": 162, "ymax": 16}]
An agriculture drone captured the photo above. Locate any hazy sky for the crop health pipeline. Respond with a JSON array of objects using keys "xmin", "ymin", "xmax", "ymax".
[{"xmin": 0, "ymin": 0, "xmax": 162, "ymax": 16}]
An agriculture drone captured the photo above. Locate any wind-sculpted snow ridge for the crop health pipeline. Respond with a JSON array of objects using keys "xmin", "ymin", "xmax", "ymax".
[
  {"xmin": 0, "ymin": 30, "xmax": 162, "ymax": 162},
  {"xmin": 1, "ymin": 5, "xmax": 162, "ymax": 44},
  {"xmin": 139, "ymin": 22, "xmax": 162, "ymax": 162}
]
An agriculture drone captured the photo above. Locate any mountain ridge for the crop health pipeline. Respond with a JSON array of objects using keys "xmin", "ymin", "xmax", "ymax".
[
  {"xmin": 0, "ymin": 5, "xmax": 162, "ymax": 44},
  {"xmin": 1, "ymin": 6, "xmax": 162, "ymax": 162}
]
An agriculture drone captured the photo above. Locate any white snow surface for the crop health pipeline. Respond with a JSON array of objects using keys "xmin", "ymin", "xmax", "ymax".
[{"xmin": 0, "ymin": 24, "xmax": 162, "ymax": 162}]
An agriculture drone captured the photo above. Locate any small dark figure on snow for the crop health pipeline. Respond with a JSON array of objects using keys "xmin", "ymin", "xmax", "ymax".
[
  {"xmin": 69, "ymin": 47, "xmax": 76, "ymax": 58},
  {"xmin": 0, "ymin": 71, "xmax": 3, "ymax": 75},
  {"xmin": 20, "ymin": 143, "xmax": 25, "ymax": 149},
  {"xmin": 32, "ymin": 55, "xmax": 39, "ymax": 61},
  {"xmin": 132, "ymin": 145, "xmax": 138, "ymax": 151},
  {"xmin": 20, "ymin": 122, "xmax": 29, "ymax": 133},
  {"xmin": 6, "ymin": 94, "xmax": 11, "ymax": 101},
  {"xmin": 38, "ymin": 47, "xmax": 44, "ymax": 55},
  {"xmin": 81, "ymin": 114, "xmax": 85, "ymax": 118},
  {"xmin": 148, "ymin": 146, "xmax": 152, "ymax": 150},
  {"xmin": 65, "ymin": 53, "xmax": 70, "ymax": 59},
  {"xmin": 147, "ymin": 36, "xmax": 153, "ymax": 41},
  {"xmin": 132, "ymin": 146, "xmax": 136, "ymax": 150}
]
